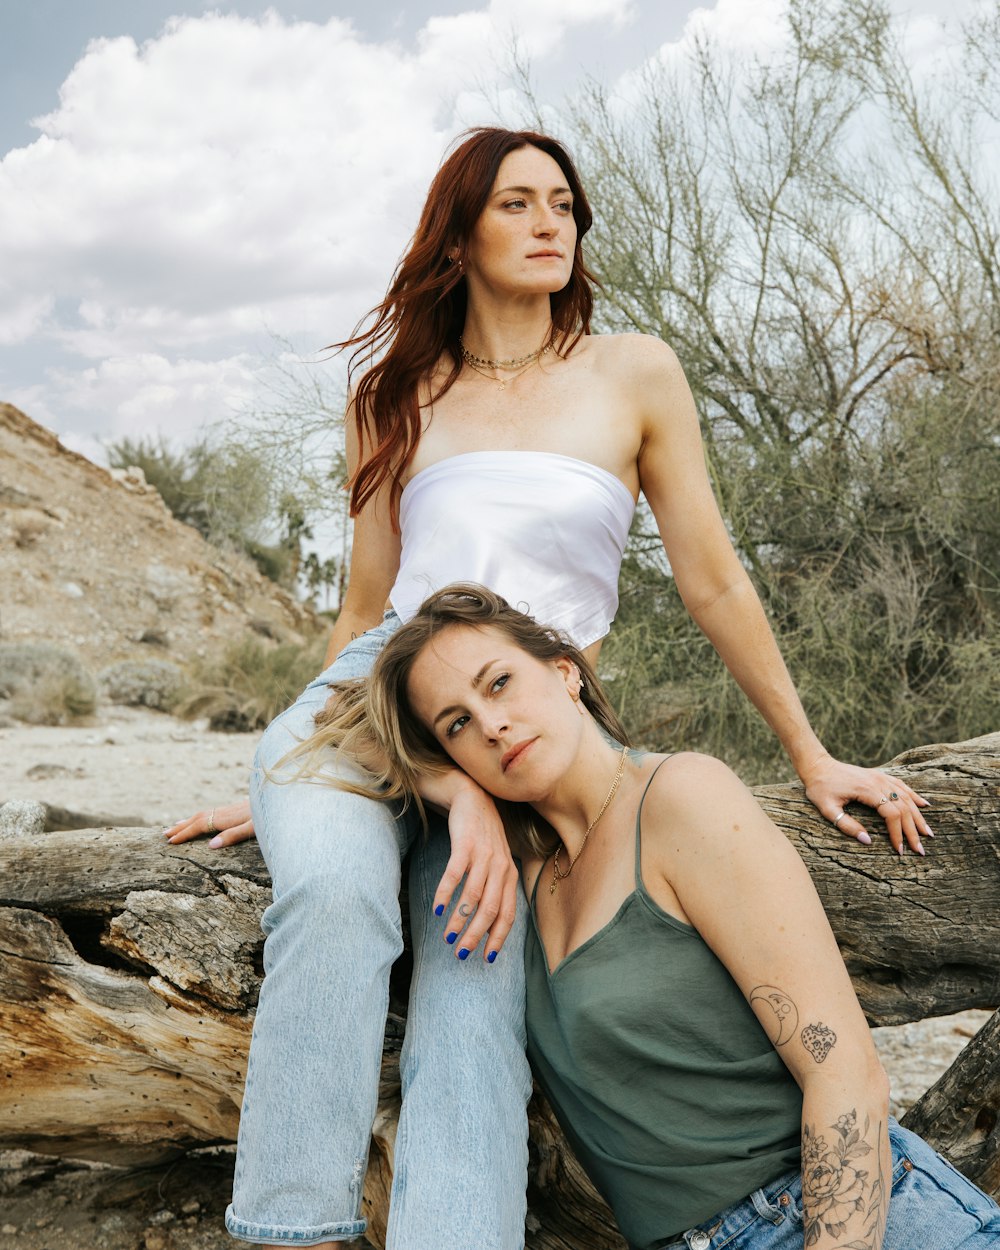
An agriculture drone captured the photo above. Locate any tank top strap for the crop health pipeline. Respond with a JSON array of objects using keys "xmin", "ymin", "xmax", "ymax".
[{"xmin": 634, "ymin": 755, "xmax": 673, "ymax": 893}]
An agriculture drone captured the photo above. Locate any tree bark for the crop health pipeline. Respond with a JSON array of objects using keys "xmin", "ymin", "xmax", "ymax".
[{"xmin": 1, "ymin": 732, "xmax": 997, "ymax": 1244}]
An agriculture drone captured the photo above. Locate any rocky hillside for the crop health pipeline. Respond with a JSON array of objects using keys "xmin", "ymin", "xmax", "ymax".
[{"xmin": 0, "ymin": 404, "xmax": 319, "ymax": 668}]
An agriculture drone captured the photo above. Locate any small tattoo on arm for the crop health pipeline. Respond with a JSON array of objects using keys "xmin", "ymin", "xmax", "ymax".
[
  {"xmin": 750, "ymin": 985, "xmax": 799, "ymax": 1046},
  {"xmin": 802, "ymin": 1021, "xmax": 838, "ymax": 1063}
]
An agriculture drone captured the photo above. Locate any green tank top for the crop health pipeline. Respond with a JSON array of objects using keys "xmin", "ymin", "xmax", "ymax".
[{"xmin": 524, "ymin": 760, "xmax": 802, "ymax": 1249}]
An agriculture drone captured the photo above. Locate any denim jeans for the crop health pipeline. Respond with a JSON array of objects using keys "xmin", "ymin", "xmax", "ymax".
[
  {"xmin": 656, "ymin": 1122, "xmax": 1000, "ymax": 1250},
  {"xmin": 225, "ymin": 614, "xmax": 532, "ymax": 1247}
]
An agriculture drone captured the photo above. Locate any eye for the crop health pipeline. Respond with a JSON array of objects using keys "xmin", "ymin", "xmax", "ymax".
[
  {"xmin": 489, "ymin": 672, "xmax": 510, "ymax": 695},
  {"xmin": 553, "ymin": 199, "xmax": 573, "ymax": 214},
  {"xmin": 502, "ymin": 197, "xmax": 528, "ymax": 210},
  {"xmin": 445, "ymin": 714, "xmax": 470, "ymax": 738}
]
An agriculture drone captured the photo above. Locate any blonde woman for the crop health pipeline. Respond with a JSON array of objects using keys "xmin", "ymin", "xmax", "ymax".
[{"xmin": 333, "ymin": 582, "xmax": 998, "ymax": 1250}]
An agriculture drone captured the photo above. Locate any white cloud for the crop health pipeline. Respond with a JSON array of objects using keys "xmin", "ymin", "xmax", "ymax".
[
  {"xmin": 0, "ymin": 2, "xmax": 632, "ymax": 448},
  {"xmin": 16, "ymin": 353, "xmax": 259, "ymax": 448}
]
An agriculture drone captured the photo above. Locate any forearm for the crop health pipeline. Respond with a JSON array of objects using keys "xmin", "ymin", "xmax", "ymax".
[
  {"xmin": 800, "ymin": 1067, "xmax": 891, "ymax": 1250},
  {"xmin": 688, "ymin": 577, "xmax": 827, "ymax": 776},
  {"xmin": 323, "ymin": 604, "xmax": 386, "ymax": 668},
  {"xmin": 417, "ymin": 763, "xmax": 492, "ymax": 813}
]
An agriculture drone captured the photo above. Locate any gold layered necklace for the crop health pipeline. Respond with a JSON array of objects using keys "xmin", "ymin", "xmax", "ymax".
[
  {"xmin": 459, "ymin": 334, "xmax": 553, "ymax": 391},
  {"xmin": 550, "ymin": 745, "xmax": 629, "ymax": 894}
]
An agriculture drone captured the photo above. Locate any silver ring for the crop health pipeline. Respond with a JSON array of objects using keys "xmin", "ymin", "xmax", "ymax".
[
  {"xmin": 876, "ymin": 794, "xmax": 890, "ymax": 807},
  {"xmin": 833, "ymin": 811, "xmax": 848, "ymax": 829}
]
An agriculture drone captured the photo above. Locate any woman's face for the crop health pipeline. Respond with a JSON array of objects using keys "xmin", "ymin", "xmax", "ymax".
[
  {"xmin": 406, "ymin": 624, "xmax": 584, "ymax": 801},
  {"xmin": 462, "ymin": 145, "xmax": 577, "ymax": 298}
]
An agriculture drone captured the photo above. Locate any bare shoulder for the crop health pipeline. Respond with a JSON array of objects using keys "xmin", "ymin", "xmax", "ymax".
[
  {"xmin": 581, "ymin": 332, "xmax": 682, "ymax": 379},
  {"xmin": 640, "ymin": 751, "xmax": 773, "ymax": 849}
]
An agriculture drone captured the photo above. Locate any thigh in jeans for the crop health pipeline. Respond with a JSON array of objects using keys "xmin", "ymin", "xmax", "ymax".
[{"xmin": 703, "ymin": 1123, "xmax": 1000, "ymax": 1250}]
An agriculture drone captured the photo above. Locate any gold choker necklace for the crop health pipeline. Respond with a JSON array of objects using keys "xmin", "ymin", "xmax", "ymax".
[
  {"xmin": 459, "ymin": 336, "xmax": 553, "ymax": 372},
  {"xmin": 550, "ymin": 745, "xmax": 629, "ymax": 894}
]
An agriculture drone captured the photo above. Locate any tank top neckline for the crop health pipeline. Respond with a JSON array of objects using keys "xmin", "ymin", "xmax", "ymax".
[
  {"xmin": 528, "ymin": 755, "xmax": 690, "ymax": 980},
  {"xmin": 401, "ymin": 449, "xmax": 636, "ymax": 507}
]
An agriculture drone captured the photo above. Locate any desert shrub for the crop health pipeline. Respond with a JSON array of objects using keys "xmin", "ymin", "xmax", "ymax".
[
  {"xmin": 568, "ymin": 1, "xmax": 1000, "ymax": 775},
  {"xmin": 178, "ymin": 633, "xmax": 328, "ymax": 732},
  {"xmin": 0, "ymin": 643, "xmax": 97, "ymax": 725},
  {"xmin": 98, "ymin": 659, "xmax": 186, "ymax": 712}
]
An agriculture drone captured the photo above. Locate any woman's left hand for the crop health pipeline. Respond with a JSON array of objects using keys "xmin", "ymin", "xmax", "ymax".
[{"xmin": 799, "ymin": 752, "xmax": 932, "ymax": 854}]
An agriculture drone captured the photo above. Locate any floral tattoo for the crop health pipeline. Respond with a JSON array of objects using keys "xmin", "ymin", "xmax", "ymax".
[{"xmin": 802, "ymin": 1109, "xmax": 885, "ymax": 1249}]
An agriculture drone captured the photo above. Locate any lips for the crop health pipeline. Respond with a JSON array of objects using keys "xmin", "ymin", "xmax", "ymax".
[
  {"xmin": 501, "ymin": 738, "xmax": 537, "ymax": 772},
  {"xmin": 527, "ymin": 251, "xmax": 563, "ymax": 259}
]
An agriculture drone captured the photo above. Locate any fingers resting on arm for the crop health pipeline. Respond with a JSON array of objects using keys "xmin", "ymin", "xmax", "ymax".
[
  {"xmin": 163, "ymin": 798, "xmax": 255, "ymax": 847},
  {"xmin": 421, "ymin": 774, "xmax": 519, "ymax": 965}
]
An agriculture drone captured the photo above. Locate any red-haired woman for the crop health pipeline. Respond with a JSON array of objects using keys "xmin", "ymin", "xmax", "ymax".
[{"xmin": 166, "ymin": 128, "xmax": 930, "ymax": 1249}]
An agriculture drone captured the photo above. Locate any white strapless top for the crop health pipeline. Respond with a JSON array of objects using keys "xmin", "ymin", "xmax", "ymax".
[{"xmin": 388, "ymin": 451, "xmax": 635, "ymax": 649}]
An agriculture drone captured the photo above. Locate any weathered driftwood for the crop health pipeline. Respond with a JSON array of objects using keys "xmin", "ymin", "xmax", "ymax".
[
  {"xmin": 902, "ymin": 1002, "xmax": 1000, "ymax": 1196},
  {"xmin": 1, "ymin": 732, "xmax": 997, "ymax": 1246}
]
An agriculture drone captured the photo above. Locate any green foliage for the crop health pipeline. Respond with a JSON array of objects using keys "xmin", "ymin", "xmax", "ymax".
[
  {"xmin": 178, "ymin": 633, "xmax": 329, "ymax": 732},
  {"xmin": 0, "ymin": 643, "xmax": 97, "ymax": 725},
  {"xmin": 574, "ymin": 0, "xmax": 1000, "ymax": 776},
  {"xmin": 108, "ymin": 434, "xmax": 316, "ymax": 591},
  {"xmin": 98, "ymin": 660, "xmax": 186, "ymax": 712}
]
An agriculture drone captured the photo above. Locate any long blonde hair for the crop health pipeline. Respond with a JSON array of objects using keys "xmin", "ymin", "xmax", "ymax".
[{"xmin": 294, "ymin": 584, "xmax": 629, "ymax": 857}]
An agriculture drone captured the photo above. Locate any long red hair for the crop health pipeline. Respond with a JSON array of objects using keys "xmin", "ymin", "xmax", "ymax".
[{"xmin": 336, "ymin": 127, "xmax": 597, "ymax": 527}]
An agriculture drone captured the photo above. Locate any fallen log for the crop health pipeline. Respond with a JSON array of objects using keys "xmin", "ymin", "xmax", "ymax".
[{"xmin": 1, "ymin": 732, "xmax": 997, "ymax": 1246}]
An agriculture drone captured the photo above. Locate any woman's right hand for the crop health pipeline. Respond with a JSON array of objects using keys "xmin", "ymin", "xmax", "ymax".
[
  {"xmin": 163, "ymin": 799, "xmax": 255, "ymax": 847},
  {"xmin": 422, "ymin": 772, "xmax": 520, "ymax": 964}
]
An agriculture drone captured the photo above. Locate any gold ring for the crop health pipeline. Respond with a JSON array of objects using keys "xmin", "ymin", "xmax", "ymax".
[{"xmin": 206, "ymin": 808, "xmax": 218, "ymax": 835}]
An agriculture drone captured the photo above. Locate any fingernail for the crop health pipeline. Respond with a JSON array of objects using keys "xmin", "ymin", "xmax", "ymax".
[
  {"xmin": 924, "ymin": 826, "xmax": 935, "ymax": 838},
  {"xmin": 209, "ymin": 836, "xmax": 223, "ymax": 848},
  {"xmin": 857, "ymin": 831, "xmax": 872, "ymax": 845},
  {"xmin": 916, "ymin": 842, "xmax": 926, "ymax": 856},
  {"xmin": 434, "ymin": 904, "xmax": 445, "ymax": 916},
  {"xmin": 446, "ymin": 931, "xmax": 458, "ymax": 944},
  {"xmin": 458, "ymin": 948, "xmax": 470, "ymax": 960},
  {"xmin": 487, "ymin": 951, "xmax": 498, "ymax": 963},
  {"xmin": 897, "ymin": 843, "xmax": 905, "ymax": 856}
]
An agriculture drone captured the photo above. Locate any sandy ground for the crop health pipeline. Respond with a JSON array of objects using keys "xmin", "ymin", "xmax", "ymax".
[{"xmin": 0, "ymin": 706, "xmax": 993, "ymax": 1248}]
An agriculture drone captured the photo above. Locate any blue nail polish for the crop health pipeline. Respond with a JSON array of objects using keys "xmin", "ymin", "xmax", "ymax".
[
  {"xmin": 487, "ymin": 951, "xmax": 498, "ymax": 964},
  {"xmin": 446, "ymin": 931, "xmax": 458, "ymax": 944},
  {"xmin": 458, "ymin": 948, "xmax": 470, "ymax": 960},
  {"xmin": 434, "ymin": 904, "xmax": 445, "ymax": 916}
]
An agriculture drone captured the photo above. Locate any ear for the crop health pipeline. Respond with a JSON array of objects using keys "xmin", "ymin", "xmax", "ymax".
[{"xmin": 554, "ymin": 656, "xmax": 582, "ymax": 697}]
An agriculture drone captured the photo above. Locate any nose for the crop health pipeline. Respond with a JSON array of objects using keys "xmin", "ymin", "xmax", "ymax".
[
  {"xmin": 532, "ymin": 206, "xmax": 560, "ymax": 237},
  {"xmin": 481, "ymin": 711, "xmax": 511, "ymax": 742}
]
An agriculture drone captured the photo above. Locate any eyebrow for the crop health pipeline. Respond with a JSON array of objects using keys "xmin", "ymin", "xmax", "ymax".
[
  {"xmin": 431, "ymin": 659, "xmax": 500, "ymax": 727},
  {"xmin": 494, "ymin": 184, "xmax": 573, "ymax": 197}
]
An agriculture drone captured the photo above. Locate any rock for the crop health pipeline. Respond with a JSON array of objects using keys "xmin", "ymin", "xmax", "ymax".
[
  {"xmin": 24, "ymin": 764, "xmax": 84, "ymax": 782},
  {"xmin": 0, "ymin": 800, "xmax": 46, "ymax": 838},
  {"xmin": 0, "ymin": 403, "xmax": 320, "ymax": 671}
]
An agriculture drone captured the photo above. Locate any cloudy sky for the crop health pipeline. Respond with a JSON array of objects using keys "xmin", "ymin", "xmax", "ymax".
[{"xmin": 0, "ymin": 0, "xmax": 978, "ymax": 464}]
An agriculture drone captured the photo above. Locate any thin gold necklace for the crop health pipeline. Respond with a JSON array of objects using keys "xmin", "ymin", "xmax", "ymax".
[
  {"xmin": 550, "ymin": 745, "xmax": 629, "ymax": 895},
  {"xmin": 459, "ymin": 335, "xmax": 552, "ymax": 371},
  {"xmin": 462, "ymin": 354, "xmax": 544, "ymax": 391}
]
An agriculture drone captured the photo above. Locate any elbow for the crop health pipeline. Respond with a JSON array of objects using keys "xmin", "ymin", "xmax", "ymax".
[{"xmin": 861, "ymin": 1051, "xmax": 891, "ymax": 1117}]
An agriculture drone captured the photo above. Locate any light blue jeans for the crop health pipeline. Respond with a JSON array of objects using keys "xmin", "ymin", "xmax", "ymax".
[
  {"xmin": 656, "ymin": 1122, "xmax": 1000, "ymax": 1250},
  {"xmin": 225, "ymin": 614, "xmax": 532, "ymax": 1247}
]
